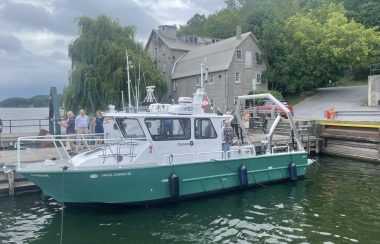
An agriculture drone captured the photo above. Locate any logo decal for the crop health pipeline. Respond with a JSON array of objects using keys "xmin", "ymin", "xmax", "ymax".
[{"xmin": 90, "ymin": 174, "xmax": 98, "ymax": 179}]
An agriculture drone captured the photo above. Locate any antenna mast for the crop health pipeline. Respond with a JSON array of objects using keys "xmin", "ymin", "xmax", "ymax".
[{"xmin": 126, "ymin": 51, "xmax": 133, "ymax": 113}]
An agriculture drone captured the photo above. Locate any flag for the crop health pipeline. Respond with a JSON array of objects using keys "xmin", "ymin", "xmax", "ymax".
[{"xmin": 201, "ymin": 98, "xmax": 210, "ymax": 110}]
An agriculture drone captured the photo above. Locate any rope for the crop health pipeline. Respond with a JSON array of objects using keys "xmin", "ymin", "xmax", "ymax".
[{"xmin": 60, "ymin": 166, "xmax": 67, "ymax": 244}]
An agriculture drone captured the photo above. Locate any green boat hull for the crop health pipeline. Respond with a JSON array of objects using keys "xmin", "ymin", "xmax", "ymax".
[{"xmin": 18, "ymin": 152, "xmax": 310, "ymax": 204}]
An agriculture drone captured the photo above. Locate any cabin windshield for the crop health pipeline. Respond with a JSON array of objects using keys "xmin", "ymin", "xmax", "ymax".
[{"xmin": 114, "ymin": 118, "xmax": 145, "ymax": 139}]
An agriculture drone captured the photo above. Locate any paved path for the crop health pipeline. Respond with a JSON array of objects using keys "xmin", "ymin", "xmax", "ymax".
[{"xmin": 294, "ymin": 85, "xmax": 380, "ymax": 121}]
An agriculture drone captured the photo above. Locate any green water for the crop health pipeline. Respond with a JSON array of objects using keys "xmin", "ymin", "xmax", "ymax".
[{"xmin": 1, "ymin": 156, "xmax": 380, "ymax": 244}]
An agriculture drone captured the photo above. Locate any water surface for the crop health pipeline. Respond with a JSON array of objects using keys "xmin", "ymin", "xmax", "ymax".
[{"xmin": 0, "ymin": 156, "xmax": 379, "ymax": 243}]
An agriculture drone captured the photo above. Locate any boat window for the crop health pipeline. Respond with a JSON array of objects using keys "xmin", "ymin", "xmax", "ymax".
[
  {"xmin": 194, "ymin": 118, "xmax": 217, "ymax": 139},
  {"xmin": 115, "ymin": 118, "xmax": 145, "ymax": 138},
  {"xmin": 145, "ymin": 118, "xmax": 191, "ymax": 141}
]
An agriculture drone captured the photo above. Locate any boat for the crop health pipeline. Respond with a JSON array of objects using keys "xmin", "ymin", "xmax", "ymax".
[{"xmin": 4, "ymin": 64, "xmax": 314, "ymax": 204}]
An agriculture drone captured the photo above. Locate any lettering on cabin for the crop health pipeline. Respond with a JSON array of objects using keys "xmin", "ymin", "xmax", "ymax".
[
  {"xmin": 177, "ymin": 141, "xmax": 194, "ymax": 147},
  {"xmin": 30, "ymin": 174, "xmax": 49, "ymax": 178},
  {"xmin": 100, "ymin": 172, "xmax": 132, "ymax": 177}
]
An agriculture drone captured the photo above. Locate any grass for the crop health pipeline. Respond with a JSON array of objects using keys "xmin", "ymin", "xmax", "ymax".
[
  {"xmin": 326, "ymin": 76, "xmax": 367, "ymax": 87},
  {"xmin": 286, "ymin": 90, "xmax": 316, "ymax": 105}
]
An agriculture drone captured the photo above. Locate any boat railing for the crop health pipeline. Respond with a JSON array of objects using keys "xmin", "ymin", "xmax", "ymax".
[{"xmin": 16, "ymin": 134, "xmax": 139, "ymax": 168}]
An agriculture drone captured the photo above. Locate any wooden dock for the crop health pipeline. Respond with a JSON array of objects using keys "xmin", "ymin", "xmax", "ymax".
[
  {"xmin": 0, "ymin": 148, "xmax": 64, "ymax": 197},
  {"xmin": 319, "ymin": 122, "xmax": 380, "ymax": 162}
]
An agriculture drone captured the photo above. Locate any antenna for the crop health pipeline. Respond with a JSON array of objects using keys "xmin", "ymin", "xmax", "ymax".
[
  {"xmin": 126, "ymin": 51, "xmax": 133, "ymax": 113},
  {"xmin": 137, "ymin": 50, "xmax": 142, "ymax": 111},
  {"xmin": 121, "ymin": 91, "xmax": 126, "ymax": 111},
  {"xmin": 143, "ymin": 86, "xmax": 157, "ymax": 103}
]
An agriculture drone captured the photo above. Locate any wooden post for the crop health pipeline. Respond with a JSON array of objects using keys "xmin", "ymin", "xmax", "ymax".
[{"xmin": 8, "ymin": 171, "xmax": 15, "ymax": 196}]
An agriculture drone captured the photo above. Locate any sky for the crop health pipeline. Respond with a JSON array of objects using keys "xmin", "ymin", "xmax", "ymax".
[{"xmin": 0, "ymin": 0, "xmax": 224, "ymax": 100}]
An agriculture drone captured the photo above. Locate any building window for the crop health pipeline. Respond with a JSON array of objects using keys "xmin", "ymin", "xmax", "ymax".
[
  {"xmin": 209, "ymin": 74, "xmax": 214, "ymax": 84},
  {"xmin": 194, "ymin": 118, "xmax": 217, "ymax": 139},
  {"xmin": 162, "ymin": 62, "xmax": 166, "ymax": 73},
  {"xmin": 235, "ymin": 72, "xmax": 240, "ymax": 83},
  {"xmin": 245, "ymin": 51, "xmax": 252, "ymax": 68},
  {"xmin": 236, "ymin": 49, "xmax": 242, "ymax": 60},
  {"xmin": 255, "ymin": 52, "xmax": 263, "ymax": 64},
  {"xmin": 256, "ymin": 73, "xmax": 262, "ymax": 84}
]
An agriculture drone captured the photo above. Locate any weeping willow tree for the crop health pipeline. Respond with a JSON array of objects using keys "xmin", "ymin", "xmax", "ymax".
[{"xmin": 63, "ymin": 15, "xmax": 167, "ymax": 113}]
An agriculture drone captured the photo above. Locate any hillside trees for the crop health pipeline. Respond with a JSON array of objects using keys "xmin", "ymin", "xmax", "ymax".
[
  {"xmin": 63, "ymin": 16, "xmax": 166, "ymax": 113},
  {"xmin": 179, "ymin": 0, "xmax": 380, "ymax": 95},
  {"xmin": 272, "ymin": 4, "xmax": 380, "ymax": 94}
]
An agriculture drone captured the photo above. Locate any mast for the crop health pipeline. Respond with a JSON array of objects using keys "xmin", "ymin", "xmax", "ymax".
[
  {"xmin": 121, "ymin": 90, "xmax": 126, "ymax": 112},
  {"xmin": 137, "ymin": 50, "xmax": 142, "ymax": 111},
  {"xmin": 126, "ymin": 51, "xmax": 133, "ymax": 113}
]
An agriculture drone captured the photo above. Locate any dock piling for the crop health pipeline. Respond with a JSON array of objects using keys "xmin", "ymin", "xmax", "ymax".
[{"xmin": 8, "ymin": 171, "xmax": 15, "ymax": 196}]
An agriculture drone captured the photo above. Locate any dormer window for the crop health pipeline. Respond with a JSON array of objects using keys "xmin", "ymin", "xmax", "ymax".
[{"xmin": 236, "ymin": 49, "xmax": 242, "ymax": 60}]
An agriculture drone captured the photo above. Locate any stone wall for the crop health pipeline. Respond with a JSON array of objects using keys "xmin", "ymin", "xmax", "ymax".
[{"xmin": 368, "ymin": 75, "xmax": 380, "ymax": 106}]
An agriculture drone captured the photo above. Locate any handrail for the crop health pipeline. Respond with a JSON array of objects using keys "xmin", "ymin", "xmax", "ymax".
[
  {"xmin": 0, "ymin": 118, "xmax": 50, "ymax": 134},
  {"xmin": 16, "ymin": 134, "xmax": 129, "ymax": 169}
]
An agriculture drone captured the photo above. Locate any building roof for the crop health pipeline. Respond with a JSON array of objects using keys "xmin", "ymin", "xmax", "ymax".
[
  {"xmin": 145, "ymin": 29, "xmax": 201, "ymax": 51},
  {"xmin": 171, "ymin": 32, "xmax": 260, "ymax": 79}
]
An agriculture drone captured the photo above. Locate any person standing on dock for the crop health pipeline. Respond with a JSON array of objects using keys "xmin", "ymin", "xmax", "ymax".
[
  {"xmin": 92, "ymin": 110, "xmax": 107, "ymax": 144},
  {"xmin": 75, "ymin": 109, "xmax": 90, "ymax": 150},
  {"xmin": 59, "ymin": 111, "xmax": 77, "ymax": 154},
  {"xmin": 230, "ymin": 110, "xmax": 242, "ymax": 141}
]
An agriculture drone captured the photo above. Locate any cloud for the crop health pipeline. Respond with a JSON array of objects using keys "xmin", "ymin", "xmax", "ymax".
[
  {"xmin": 133, "ymin": 0, "xmax": 224, "ymax": 25},
  {"xmin": 0, "ymin": 0, "xmax": 224, "ymax": 100},
  {"xmin": 0, "ymin": 33, "xmax": 24, "ymax": 53}
]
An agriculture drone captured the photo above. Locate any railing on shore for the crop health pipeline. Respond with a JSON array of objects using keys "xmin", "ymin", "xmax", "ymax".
[
  {"xmin": 1, "ymin": 119, "xmax": 50, "ymax": 134},
  {"xmin": 370, "ymin": 63, "xmax": 380, "ymax": 76}
]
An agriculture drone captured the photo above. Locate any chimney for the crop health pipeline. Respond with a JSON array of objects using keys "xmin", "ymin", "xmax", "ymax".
[
  {"xmin": 158, "ymin": 25, "xmax": 177, "ymax": 39},
  {"xmin": 236, "ymin": 25, "xmax": 241, "ymax": 40}
]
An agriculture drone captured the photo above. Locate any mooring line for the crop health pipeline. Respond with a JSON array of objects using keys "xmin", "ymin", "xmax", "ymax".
[{"xmin": 60, "ymin": 166, "xmax": 67, "ymax": 244}]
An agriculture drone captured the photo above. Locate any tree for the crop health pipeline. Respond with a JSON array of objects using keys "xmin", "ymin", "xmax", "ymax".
[
  {"xmin": 179, "ymin": 13, "xmax": 207, "ymax": 36},
  {"xmin": 346, "ymin": 1, "xmax": 380, "ymax": 29},
  {"xmin": 63, "ymin": 16, "xmax": 167, "ymax": 113},
  {"xmin": 178, "ymin": 0, "xmax": 380, "ymax": 95},
  {"xmin": 273, "ymin": 3, "xmax": 380, "ymax": 94}
]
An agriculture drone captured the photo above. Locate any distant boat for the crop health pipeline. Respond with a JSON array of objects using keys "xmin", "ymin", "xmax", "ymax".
[{"xmin": 8, "ymin": 63, "xmax": 314, "ymax": 204}]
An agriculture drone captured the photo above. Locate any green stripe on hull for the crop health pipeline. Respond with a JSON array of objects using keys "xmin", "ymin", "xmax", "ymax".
[{"xmin": 18, "ymin": 152, "xmax": 309, "ymax": 204}]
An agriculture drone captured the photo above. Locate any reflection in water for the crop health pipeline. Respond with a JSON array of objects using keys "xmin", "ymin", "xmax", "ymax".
[{"xmin": 1, "ymin": 156, "xmax": 380, "ymax": 243}]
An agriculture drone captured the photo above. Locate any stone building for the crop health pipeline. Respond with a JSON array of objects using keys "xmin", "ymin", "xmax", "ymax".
[
  {"xmin": 145, "ymin": 25, "xmax": 217, "ymax": 101},
  {"xmin": 145, "ymin": 25, "xmax": 267, "ymax": 109}
]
